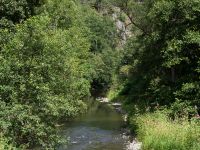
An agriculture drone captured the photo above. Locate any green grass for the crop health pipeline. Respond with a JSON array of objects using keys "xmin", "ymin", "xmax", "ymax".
[{"xmin": 132, "ymin": 112, "xmax": 200, "ymax": 150}]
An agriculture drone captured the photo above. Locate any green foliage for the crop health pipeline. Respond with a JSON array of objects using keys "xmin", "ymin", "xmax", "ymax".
[
  {"xmin": 169, "ymin": 99, "xmax": 197, "ymax": 120},
  {"xmin": 133, "ymin": 111, "xmax": 200, "ymax": 150},
  {"xmin": 81, "ymin": 5, "xmax": 121, "ymax": 93},
  {"xmin": 3, "ymin": 0, "xmax": 200, "ymax": 148},
  {"xmin": 0, "ymin": 0, "xmax": 45, "ymax": 28},
  {"xmin": 0, "ymin": 136, "xmax": 18, "ymax": 150},
  {"xmin": 0, "ymin": 0, "xmax": 121, "ymax": 148},
  {"xmin": 113, "ymin": 0, "xmax": 200, "ymax": 113},
  {"xmin": 105, "ymin": 2, "xmax": 200, "ymax": 148},
  {"xmin": 0, "ymin": 13, "xmax": 92, "ymax": 147}
]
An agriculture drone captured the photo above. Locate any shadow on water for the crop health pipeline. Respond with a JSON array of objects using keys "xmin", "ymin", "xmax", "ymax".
[{"xmin": 58, "ymin": 99, "xmax": 129, "ymax": 150}]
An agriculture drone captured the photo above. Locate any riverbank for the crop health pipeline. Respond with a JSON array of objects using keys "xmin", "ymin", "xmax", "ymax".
[
  {"xmin": 98, "ymin": 97, "xmax": 200, "ymax": 150},
  {"xmin": 130, "ymin": 111, "xmax": 200, "ymax": 150}
]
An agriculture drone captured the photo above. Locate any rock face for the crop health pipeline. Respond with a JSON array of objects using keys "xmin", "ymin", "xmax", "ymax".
[{"xmin": 111, "ymin": 6, "xmax": 132, "ymax": 47}]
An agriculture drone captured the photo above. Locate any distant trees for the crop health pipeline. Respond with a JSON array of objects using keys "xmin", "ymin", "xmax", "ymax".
[
  {"xmin": 84, "ymin": 9, "xmax": 120, "ymax": 93},
  {"xmin": 0, "ymin": 0, "xmax": 45, "ymax": 28},
  {"xmin": 112, "ymin": 0, "xmax": 200, "ymax": 115}
]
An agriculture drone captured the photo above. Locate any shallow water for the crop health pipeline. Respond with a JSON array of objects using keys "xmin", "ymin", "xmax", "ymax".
[{"xmin": 58, "ymin": 100, "xmax": 129, "ymax": 150}]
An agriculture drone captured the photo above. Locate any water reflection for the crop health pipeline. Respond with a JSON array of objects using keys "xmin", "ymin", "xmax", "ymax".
[{"xmin": 58, "ymin": 100, "xmax": 128, "ymax": 150}]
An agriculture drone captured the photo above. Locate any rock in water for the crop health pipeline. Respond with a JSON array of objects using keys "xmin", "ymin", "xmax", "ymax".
[{"xmin": 127, "ymin": 140, "xmax": 142, "ymax": 150}]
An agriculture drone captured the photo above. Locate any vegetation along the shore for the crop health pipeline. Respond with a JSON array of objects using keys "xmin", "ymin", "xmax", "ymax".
[{"xmin": 107, "ymin": 0, "xmax": 200, "ymax": 149}]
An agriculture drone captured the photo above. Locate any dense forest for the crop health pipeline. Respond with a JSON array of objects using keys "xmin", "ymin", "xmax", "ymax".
[
  {"xmin": 0, "ymin": 0, "xmax": 199, "ymax": 149},
  {"xmin": 107, "ymin": 1, "xmax": 200, "ymax": 149}
]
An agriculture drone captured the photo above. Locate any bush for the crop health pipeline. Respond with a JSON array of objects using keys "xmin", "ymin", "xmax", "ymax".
[{"xmin": 0, "ymin": 136, "xmax": 17, "ymax": 150}]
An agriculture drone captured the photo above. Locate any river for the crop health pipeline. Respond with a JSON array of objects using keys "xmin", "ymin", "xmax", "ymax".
[{"xmin": 58, "ymin": 99, "xmax": 130, "ymax": 150}]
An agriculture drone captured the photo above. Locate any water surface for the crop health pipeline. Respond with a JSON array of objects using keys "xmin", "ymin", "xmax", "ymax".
[{"xmin": 58, "ymin": 100, "xmax": 129, "ymax": 150}]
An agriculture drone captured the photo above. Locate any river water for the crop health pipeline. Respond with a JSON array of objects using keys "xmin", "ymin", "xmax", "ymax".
[{"xmin": 58, "ymin": 100, "xmax": 130, "ymax": 150}]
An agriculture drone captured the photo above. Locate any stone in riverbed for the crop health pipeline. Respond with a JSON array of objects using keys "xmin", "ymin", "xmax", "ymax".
[
  {"xmin": 112, "ymin": 102, "xmax": 122, "ymax": 107},
  {"xmin": 127, "ymin": 140, "xmax": 142, "ymax": 150},
  {"xmin": 96, "ymin": 97, "xmax": 109, "ymax": 103}
]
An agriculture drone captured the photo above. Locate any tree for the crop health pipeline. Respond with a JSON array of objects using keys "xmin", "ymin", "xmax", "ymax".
[
  {"xmin": 0, "ymin": 0, "xmax": 45, "ymax": 28},
  {"xmin": 0, "ymin": 0, "xmax": 94, "ymax": 147},
  {"xmin": 115, "ymin": 0, "xmax": 200, "ymax": 114}
]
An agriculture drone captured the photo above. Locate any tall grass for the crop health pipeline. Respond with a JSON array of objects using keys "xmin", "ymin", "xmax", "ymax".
[{"xmin": 132, "ymin": 112, "xmax": 200, "ymax": 150}]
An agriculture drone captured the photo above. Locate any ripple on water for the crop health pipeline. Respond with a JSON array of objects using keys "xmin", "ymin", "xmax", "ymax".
[
  {"xmin": 58, "ymin": 100, "xmax": 130, "ymax": 150},
  {"xmin": 59, "ymin": 126, "xmax": 129, "ymax": 150}
]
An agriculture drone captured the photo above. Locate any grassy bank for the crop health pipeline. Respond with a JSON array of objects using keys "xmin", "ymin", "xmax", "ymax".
[{"xmin": 131, "ymin": 111, "xmax": 200, "ymax": 150}]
